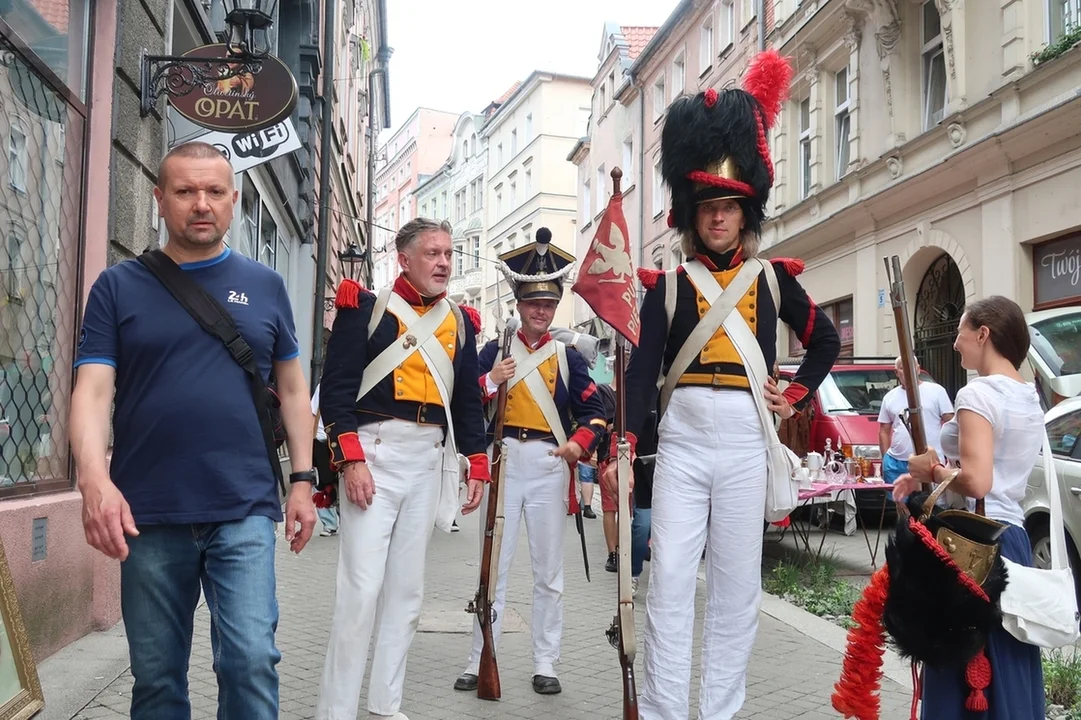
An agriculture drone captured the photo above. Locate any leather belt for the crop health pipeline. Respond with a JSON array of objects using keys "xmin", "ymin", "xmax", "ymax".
[{"xmin": 502, "ymin": 426, "xmax": 557, "ymax": 444}]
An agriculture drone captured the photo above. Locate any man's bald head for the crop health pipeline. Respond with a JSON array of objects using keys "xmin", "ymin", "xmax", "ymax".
[{"xmin": 157, "ymin": 141, "xmax": 233, "ymax": 189}]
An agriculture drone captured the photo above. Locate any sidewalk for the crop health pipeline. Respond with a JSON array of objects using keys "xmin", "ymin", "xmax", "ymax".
[{"xmin": 52, "ymin": 509, "xmax": 913, "ymax": 720}]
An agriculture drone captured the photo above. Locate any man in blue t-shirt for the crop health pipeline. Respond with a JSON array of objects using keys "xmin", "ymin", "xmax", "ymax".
[{"xmin": 70, "ymin": 141, "xmax": 316, "ymax": 720}]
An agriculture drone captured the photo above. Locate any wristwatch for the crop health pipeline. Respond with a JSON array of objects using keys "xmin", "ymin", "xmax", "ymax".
[{"xmin": 288, "ymin": 469, "xmax": 317, "ymax": 485}]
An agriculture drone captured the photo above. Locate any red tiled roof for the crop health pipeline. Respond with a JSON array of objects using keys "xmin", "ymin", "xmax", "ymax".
[
  {"xmin": 620, "ymin": 26, "xmax": 659, "ymax": 61},
  {"xmin": 30, "ymin": 0, "xmax": 69, "ymax": 33},
  {"xmin": 493, "ymin": 81, "xmax": 521, "ymax": 105}
]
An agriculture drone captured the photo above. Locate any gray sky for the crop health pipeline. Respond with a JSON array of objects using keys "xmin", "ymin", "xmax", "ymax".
[{"xmin": 381, "ymin": 0, "xmax": 679, "ymax": 140}]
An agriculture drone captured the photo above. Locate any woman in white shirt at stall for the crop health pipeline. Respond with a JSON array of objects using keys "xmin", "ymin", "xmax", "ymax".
[{"xmin": 891, "ymin": 295, "xmax": 1046, "ymax": 720}]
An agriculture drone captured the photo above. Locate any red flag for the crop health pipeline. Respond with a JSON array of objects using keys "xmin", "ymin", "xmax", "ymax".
[{"xmin": 571, "ymin": 192, "xmax": 640, "ymax": 346}]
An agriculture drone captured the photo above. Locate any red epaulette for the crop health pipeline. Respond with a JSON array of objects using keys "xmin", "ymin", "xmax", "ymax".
[
  {"xmin": 770, "ymin": 257, "xmax": 805, "ymax": 277},
  {"xmin": 334, "ymin": 278, "xmax": 368, "ymax": 309},
  {"xmin": 460, "ymin": 304, "xmax": 482, "ymax": 334},
  {"xmin": 637, "ymin": 268, "xmax": 663, "ymax": 290}
]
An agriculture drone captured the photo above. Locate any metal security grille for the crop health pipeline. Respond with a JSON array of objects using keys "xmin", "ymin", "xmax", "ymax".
[
  {"xmin": 913, "ymin": 253, "xmax": 967, "ymax": 400},
  {"xmin": 0, "ymin": 32, "xmax": 84, "ymax": 496}
]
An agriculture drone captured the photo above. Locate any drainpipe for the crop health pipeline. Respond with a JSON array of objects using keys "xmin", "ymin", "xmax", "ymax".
[
  {"xmin": 635, "ymin": 74, "xmax": 647, "ymax": 282},
  {"xmin": 310, "ymin": 0, "xmax": 337, "ymax": 388},
  {"xmin": 757, "ymin": 0, "xmax": 765, "ymax": 51},
  {"xmin": 364, "ymin": 63, "xmax": 388, "ymax": 290}
]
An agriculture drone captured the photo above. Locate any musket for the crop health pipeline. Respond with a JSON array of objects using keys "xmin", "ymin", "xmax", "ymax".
[
  {"xmin": 884, "ymin": 256, "xmax": 930, "ymax": 491},
  {"xmin": 466, "ymin": 318, "xmax": 517, "ymax": 700},
  {"xmin": 605, "ymin": 336, "xmax": 639, "ymax": 720}
]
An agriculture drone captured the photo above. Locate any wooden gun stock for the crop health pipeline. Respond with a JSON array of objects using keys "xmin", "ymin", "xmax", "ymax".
[
  {"xmin": 884, "ymin": 256, "xmax": 930, "ymax": 490},
  {"xmin": 606, "ymin": 339, "xmax": 639, "ymax": 719},
  {"xmin": 470, "ymin": 321, "xmax": 516, "ymax": 701}
]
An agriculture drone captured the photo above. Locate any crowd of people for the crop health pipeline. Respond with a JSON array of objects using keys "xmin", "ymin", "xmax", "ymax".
[{"xmin": 65, "ymin": 46, "xmax": 1057, "ymax": 720}]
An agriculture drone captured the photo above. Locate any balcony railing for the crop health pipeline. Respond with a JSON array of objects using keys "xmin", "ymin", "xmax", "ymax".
[{"xmin": 448, "ymin": 266, "xmax": 483, "ymax": 302}]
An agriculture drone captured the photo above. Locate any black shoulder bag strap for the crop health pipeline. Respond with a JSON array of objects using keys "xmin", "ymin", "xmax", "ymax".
[{"xmin": 137, "ymin": 249, "xmax": 286, "ymax": 495}]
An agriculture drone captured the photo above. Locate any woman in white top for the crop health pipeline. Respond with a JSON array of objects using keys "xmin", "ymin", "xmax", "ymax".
[{"xmin": 892, "ymin": 296, "xmax": 1045, "ymax": 720}]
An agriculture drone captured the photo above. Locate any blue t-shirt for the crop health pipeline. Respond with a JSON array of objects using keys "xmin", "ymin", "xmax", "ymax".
[{"xmin": 75, "ymin": 248, "xmax": 299, "ymax": 525}]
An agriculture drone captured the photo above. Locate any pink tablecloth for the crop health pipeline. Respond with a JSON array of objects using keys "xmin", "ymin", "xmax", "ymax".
[{"xmin": 798, "ymin": 482, "xmax": 893, "ymax": 501}]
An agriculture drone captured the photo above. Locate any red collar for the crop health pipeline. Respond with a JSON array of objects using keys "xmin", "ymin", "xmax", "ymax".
[
  {"xmin": 393, "ymin": 275, "xmax": 446, "ymax": 307},
  {"xmin": 517, "ymin": 330, "xmax": 552, "ymax": 350},
  {"xmin": 694, "ymin": 245, "xmax": 743, "ymax": 271}
]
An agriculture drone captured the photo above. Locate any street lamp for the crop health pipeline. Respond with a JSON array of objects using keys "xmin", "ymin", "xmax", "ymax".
[
  {"xmin": 338, "ymin": 243, "xmax": 365, "ymax": 282},
  {"xmin": 139, "ymin": 0, "xmax": 280, "ymax": 117}
]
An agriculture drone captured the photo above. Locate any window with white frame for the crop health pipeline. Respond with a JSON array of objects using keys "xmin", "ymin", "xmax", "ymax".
[
  {"xmin": 653, "ymin": 76, "xmax": 666, "ymax": 121},
  {"xmin": 525, "ymin": 114, "xmax": 533, "ymax": 142},
  {"xmin": 472, "ymin": 235, "xmax": 481, "ymax": 269},
  {"xmin": 922, "ymin": 0, "xmax": 947, "ymax": 129},
  {"xmin": 740, "ymin": 0, "xmax": 755, "ymax": 27},
  {"xmin": 700, "ymin": 20, "xmax": 713, "ymax": 71},
  {"xmin": 511, "ymin": 129, "xmax": 518, "ymax": 156},
  {"xmin": 475, "ymin": 177, "xmax": 484, "ymax": 208},
  {"xmin": 596, "ymin": 164, "xmax": 606, "ymax": 211},
  {"xmin": 525, "ymin": 169, "xmax": 532, "ymax": 196},
  {"xmin": 510, "ymin": 180, "xmax": 517, "ymax": 208},
  {"xmin": 421, "ymin": 201, "xmax": 428, "ymax": 217},
  {"xmin": 720, "ymin": 0, "xmax": 735, "ymax": 48},
  {"xmin": 799, "ymin": 97, "xmax": 812, "ymax": 199},
  {"xmin": 8, "ymin": 125, "xmax": 27, "ymax": 191},
  {"xmin": 834, "ymin": 67, "xmax": 851, "ymax": 179},
  {"xmin": 456, "ymin": 243, "xmax": 464, "ymax": 276},
  {"xmin": 673, "ymin": 53, "xmax": 686, "ymax": 97},
  {"xmin": 652, "ymin": 159, "xmax": 664, "ymax": 217},
  {"xmin": 599, "ymin": 84, "xmax": 607, "ymax": 113},
  {"xmin": 582, "ymin": 178, "xmax": 592, "ymax": 222},
  {"xmin": 622, "ymin": 137, "xmax": 634, "ymax": 185},
  {"xmin": 496, "ymin": 191, "xmax": 503, "ymax": 217},
  {"xmin": 456, "ymin": 190, "xmax": 467, "ymax": 221},
  {"xmin": 1050, "ymin": 0, "xmax": 1081, "ymax": 41},
  {"xmin": 497, "ymin": 143, "xmax": 503, "ymax": 167}
]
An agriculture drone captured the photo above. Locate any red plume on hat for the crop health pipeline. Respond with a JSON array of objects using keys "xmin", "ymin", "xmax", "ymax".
[{"xmin": 742, "ymin": 48, "xmax": 793, "ymax": 129}]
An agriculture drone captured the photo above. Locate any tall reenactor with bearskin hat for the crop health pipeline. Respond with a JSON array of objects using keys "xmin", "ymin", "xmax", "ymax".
[
  {"xmin": 453, "ymin": 228, "xmax": 608, "ymax": 696},
  {"xmin": 315, "ymin": 218, "xmax": 490, "ymax": 720},
  {"xmin": 603, "ymin": 51, "xmax": 841, "ymax": 719}
]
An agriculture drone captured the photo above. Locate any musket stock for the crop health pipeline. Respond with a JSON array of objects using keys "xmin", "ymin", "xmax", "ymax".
[
  {"xmin": 469, "ymin": 320, "xmax": 517, "ymax": 701},
  {"xmin": 884, "ymin": 256, "xmax": 930, "ymax": 491}
]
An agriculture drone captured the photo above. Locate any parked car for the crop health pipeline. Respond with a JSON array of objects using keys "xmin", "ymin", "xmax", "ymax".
[
  {"xmin": 777, "ymin": 357, "xmax": 934, "ymax": 515},
  {"xmin": 1027, "ymin": 306, "xmax": 1081, "ymax": 410},
  {"xmin": 1021, "ymin": 395, "xmax": 1081, "ymax": 600}
]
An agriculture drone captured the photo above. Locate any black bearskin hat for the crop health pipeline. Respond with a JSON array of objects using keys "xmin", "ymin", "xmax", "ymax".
[
  {"xmin": 660, "ymin": 49, "xmax": 792, "ymax": 238},
  {"xmin": 832, "ymin": 494, "xmax": 1009, "ymax": 720}
]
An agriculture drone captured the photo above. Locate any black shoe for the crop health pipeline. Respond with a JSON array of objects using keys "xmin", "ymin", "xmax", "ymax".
[
  {"xmin": 644, "ymin": 546, "xmax": 651, "ymax": 563},
  {"xmin": 454, "ymin": 673, "xmax": 478, "ymax": 691},
  {"xmin": 583, "ymin": 506, "xmax": 597, "ymax": 519},
  {"xmin": 605, "ymin": 551, "xmax": 617, "ymax": 573},
  {"xmin": 532, "ymin": 675, "xmax": 562, "ymax": 694}
]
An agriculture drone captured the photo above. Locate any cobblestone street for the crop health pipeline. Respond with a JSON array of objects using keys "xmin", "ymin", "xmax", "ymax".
[{"xmin": 68, "ymin": 512, "xmax": 911, "ymax": 720}]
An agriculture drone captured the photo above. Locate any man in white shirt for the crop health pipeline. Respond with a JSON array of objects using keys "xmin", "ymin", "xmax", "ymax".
[{"xmin": 878, "ymin": 357, "xmax": 955, "ymax": 482}]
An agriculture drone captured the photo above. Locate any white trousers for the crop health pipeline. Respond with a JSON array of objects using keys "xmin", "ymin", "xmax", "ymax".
[
  {"xmin": 315, "ymin": 419, "xmax": 444, "ymax": 719},
  {"xmin": 465, "ymin": 437, "xmax": 567, "ymax": 676},
  {"xmin": 640, "ymin": 387, "xmax": 768, "ymax": 720}
]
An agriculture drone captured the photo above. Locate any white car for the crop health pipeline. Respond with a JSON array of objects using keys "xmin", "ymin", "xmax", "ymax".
[
  {"xmin": 1027, "ymin": 307, "xmax": 1081, "ymax": 409},
  {"xmin": 1021, "ymin": 396, "xmax": 1081, "ymax": 600}
]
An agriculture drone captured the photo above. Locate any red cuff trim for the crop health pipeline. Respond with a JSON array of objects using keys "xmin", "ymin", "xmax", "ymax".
[
  {"xmin": 570, "ymin": 426, "xmax": 597, "ymax": 452},
  {"xmin": 783, "ymin": 382, "xmax": 809, "ymax": 408},
  {"xmin": 478, "ymin": 373, "xmax": 496, "ymax": 401},
  {"xmin": 330, "ymin": 431, "xmax": 365, "ymax": 468},
  {"xmin": 467, "ymin": 453, "xmax": 491, "ymax": 482}
]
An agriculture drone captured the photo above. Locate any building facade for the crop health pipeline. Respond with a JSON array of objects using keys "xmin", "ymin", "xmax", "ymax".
[
  {"xmin": 569, "ymin": 23, "xmax": 656, "ymax": 333},
  {"xmin": 762, "ymin": 0, "xmax": 1081, "ymax": 398},
  {"xmin": 482, "ymin": 71, "xmax": 593, "ymax": 337},
  {"xmin": 369, "ymin": 107, "xmax": 458, "ymax": 291},
  {"xmin": 414, "ymin": 111, "xmax": 488, "ymax": 314}
]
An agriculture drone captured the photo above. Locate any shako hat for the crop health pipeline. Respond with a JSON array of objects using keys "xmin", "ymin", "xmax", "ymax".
[{"xmin": 498, "ymin": 227, "xmax": 575, "ymax": 302}]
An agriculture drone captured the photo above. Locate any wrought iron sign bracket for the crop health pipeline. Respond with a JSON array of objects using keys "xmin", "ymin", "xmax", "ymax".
[{"xmin": 139, "ymin": 49, "xmax": 264, "ymax": 117}]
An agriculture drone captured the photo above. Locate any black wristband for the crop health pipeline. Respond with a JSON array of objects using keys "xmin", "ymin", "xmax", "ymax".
[{"xmin": 289, "ymin": 469, "xmax": 317, "ymax": 485}]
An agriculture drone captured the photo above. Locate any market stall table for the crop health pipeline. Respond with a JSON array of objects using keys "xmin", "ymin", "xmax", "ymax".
[{"xmin": 780, "ymin": 481, "xmax": 895, "ymax": 568}]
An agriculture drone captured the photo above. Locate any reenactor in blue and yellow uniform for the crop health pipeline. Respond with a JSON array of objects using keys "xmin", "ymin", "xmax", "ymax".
[
  {"xmin": 603, "ymin": 51, "xmax": 841, "ymax": 719},
  {"xmin": 454, "ymin": 228, "xmax": 607, "ymax": 697},
  {"xmin": 315, "ymin": 218, "xmax": 490, "ymax": 720}
]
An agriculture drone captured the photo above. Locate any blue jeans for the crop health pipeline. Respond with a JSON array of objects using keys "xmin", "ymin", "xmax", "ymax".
[
  {"xmin": 317, "ymin": 506, "xmax": 339, "ymax": 532},
  {"xmin": 883, "ymin": 453, "xmax": 909, "ymax": 483},
  {"xmin": 631, "ymin": 507, "xmax": 652, "ymax": 578},
  {"xmin": 120, "ymin": 515, "xmax": 280, "ymax": 720}
]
